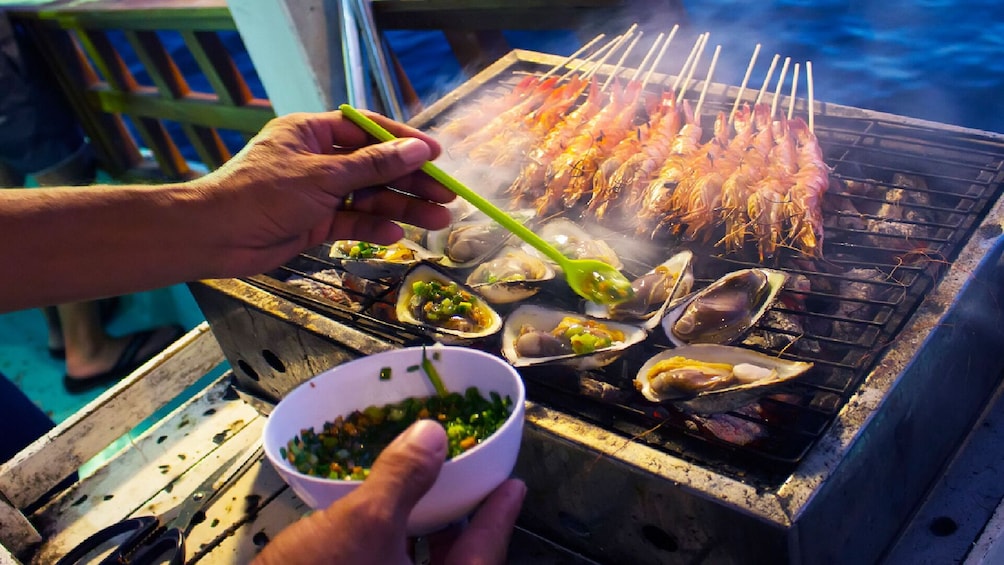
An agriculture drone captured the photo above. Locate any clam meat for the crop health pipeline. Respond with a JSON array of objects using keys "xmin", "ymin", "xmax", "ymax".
[
  {"xmin": 585, "ymin": 250, "xmax": 693, "ymax": 329},
  {"xmin": 329, "ymin": 238, "xmax": 437, "ymax": 279},
  {"xmin": 501, "ymin": 304, "xmax": 646, "ymax": 370},
  {"xmin": 426, "ymin": 222, "xmax": 508, "ymax": 269},
  {"xmin": 634, "ymin": 343, "xmax": 813, "ymax": 412},
  {"xmin": 662, "ymin": 268, "xmax": 787, "ymax": 346},
  {"xmin": 395, "ymin": 263, "xmax": 502, "ymax": 340},
  {"xmin": 526, "ymin": 218, "xmax": 622, "ymax": 270},
  {"xmin": 466, "ymin": 248, "xmax": 556, "ymax": 303}
]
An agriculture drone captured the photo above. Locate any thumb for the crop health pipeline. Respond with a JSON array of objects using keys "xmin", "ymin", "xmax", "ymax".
[
  {"xmin": 352, "ymin": 419, "xmax": 447, "ymax": 521},
  {"xmin": 331, "ymin": 137, "xmax": 432, "ymax": 189}
]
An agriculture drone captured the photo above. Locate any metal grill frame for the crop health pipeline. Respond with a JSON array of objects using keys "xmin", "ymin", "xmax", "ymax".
[{"xmin": 191, "ymin": 50, "xmax": 1004, "ymax": 563}]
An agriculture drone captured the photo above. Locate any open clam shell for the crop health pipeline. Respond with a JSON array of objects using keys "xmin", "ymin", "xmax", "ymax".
[
  {"xmin": 425, "ymin": 213, "xmax": 530, "ymax": 269},
  {"xmin": 395, "ymin": 263, "xmax": 502, "ymax": 341},
  {"xmin": 661, "ymin": 268, "xmax": 787, "ymax": 347},
  {"xmin": 466, "ymin": 248, "xmax": 557, "ymax": 304},
  {"xmin": 585, "ymin": 250, "xmax": 694, "ymax": 330},
  {"xmin": 329, "ymin": 238, "xmax": 439, "ymax": 280},
  {"xmin": 501, "ymin": 304, "xmax": 646, "ymax": 370},
  {"xmin": 523, "ymin": 218, "xmax": 623, "ymax": 271},
  {"xmin": 634, "ymin": 343, "xmax": 813, "ymax": 413}
]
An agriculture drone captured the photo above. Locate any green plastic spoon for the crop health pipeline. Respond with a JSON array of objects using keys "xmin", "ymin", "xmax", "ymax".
[{"xmin": 338, "ymin": 104, "xmax": 634, "ymax": 305}]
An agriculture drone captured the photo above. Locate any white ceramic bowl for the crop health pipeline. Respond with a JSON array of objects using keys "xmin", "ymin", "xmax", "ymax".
[{"xmin": 263, "ymin": 344, "xmax": 526, "ymax": 536}]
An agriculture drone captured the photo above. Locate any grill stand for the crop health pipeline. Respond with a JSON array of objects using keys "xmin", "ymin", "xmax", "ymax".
[{"xmin": 190, "ymin": 219, "xmax": 1004, "ymax": 563}]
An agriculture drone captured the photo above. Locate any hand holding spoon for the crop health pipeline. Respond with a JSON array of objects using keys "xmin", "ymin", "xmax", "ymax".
[{"xmin": 338, "ymin": 104, "xmax": 634, "ymax": 305}]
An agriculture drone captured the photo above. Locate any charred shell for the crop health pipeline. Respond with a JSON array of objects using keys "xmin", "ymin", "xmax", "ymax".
[
  {"xmin": 634, "ymin": 343, "xmax": 813, "ymax": 413},
  {"xmin": 329, "ymin": 238, "xmax": 439, "ymax": 280},
  {"xmin": 501, "ymin": 304, "xmax": 646, "ymax": 370},
  {"xmin": 661, "ymin": 268, "xmax": 787, "ymax": 346},
  {"xmin": 395, "ymin": 263, "xmax": 502, "ymax": 341},
  {"xmin": 585, "ymin": 250, "xmax": 694, "ymax": 330},
  {"xmin": 465, "ymin": 248, "xmax": 556, "ymax": 304},
  {"xmin": 525, "ymin": 218, "xmax": 623, "ymax": 270}
]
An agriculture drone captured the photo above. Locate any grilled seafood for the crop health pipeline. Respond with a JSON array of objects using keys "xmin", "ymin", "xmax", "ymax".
[
  {"xmin": 395, "ymin": 264, "xmax": 502, "ymax": 340},
  {"xmin": 466, "ymin": 248, "xmax": 556, "ymax": 303},
  {"xmin": 584, "ymin": 249, "xmax": 693, "ymax": 329},
  {"xmin": 663, "ymin": 268, "xmax": 787, "ymax": 346},
  {"xmin": 501, "ymin": 304, "xmax": 646, "ymax": 369},
  {"xmin": 634, "ymin": 343, "xmax": 813, "ymax": 413}
]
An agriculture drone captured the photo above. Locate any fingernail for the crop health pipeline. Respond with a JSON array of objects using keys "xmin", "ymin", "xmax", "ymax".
[
  {"xmin": 392, "ymin": 137, "xmax": 429, "ymax": 167},
  {"xmin": 397, "ymin": 419, "xmax": 447, "ymax": 458}
]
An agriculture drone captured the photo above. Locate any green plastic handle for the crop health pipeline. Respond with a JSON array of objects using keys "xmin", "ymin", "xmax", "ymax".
[{"xmin": 337, "ymin": 104, "xmax": 570, "ymax": 268}]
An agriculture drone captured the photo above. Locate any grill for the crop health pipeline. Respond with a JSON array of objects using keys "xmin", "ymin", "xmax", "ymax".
[{"xmin": 189, "ymin": 49, "xmax": 1004, "ymax": 563}]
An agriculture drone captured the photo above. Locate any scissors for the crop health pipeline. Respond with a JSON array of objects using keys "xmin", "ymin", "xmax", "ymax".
[{"xmin": 56, "ymin": 441, "xmax": 264, "ymax": 565}]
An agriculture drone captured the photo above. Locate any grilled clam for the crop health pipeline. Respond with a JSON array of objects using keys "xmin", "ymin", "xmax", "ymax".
[
  {"xmin": 466, "ymin": 248, "xmax": 556, "ymax": 304},
  {"xmin": 422, "ymin": 223, "xmax": 504, "ymax": 271},
  {"xmin": 395, "ymin": 263, "xmax": 502, "ymax": 341},
  {"xmin": 329, "ymin": 238, "xmax": 438, "ymax": 280},
  {"xmin": 501, "ymin": 304, "xmax": 646, "ymax": 370},
  {"xmin": 661, "ymin": 268, "xmax": 787, "ymax": 346},
  {"xmin": 525, "ymin": 218, "xmax": 622, "ymax": 271},
  {"xmin": 585, "ymin": 250, "xmax": 694, "ymax": 330},
  {"xmin": 634, "ymin": 343, "xmax": 813, "ymax": 413}
]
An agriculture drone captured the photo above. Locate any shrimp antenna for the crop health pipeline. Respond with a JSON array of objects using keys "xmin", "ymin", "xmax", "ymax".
[
  {"xmin": 730, "ymin": 43, "xmax": 761, "ymax": 125},
  {"xmin": 754, "ymin": 53, "xmax": 780, "ymax": 107},
  {"xmin": 642, "ymin": 24, "xmax": 680, "ymax": 86},
  {"xmin": 770, "ymin": 56, "xmax": 791, "ymax": 118},
  {"xmin": 694, "ymin": 44, "xmax": 721, "ymax": 119},
  {"xmin": 603, "ymin": 29, "xmax": 643, "ymax": 91},
  {"xmin": 677, "ymin": 33, "xmax": 709, "ymax": 104},
  {"xmin": 807, "ymin": 60, "xmax": 815, "ymax": 133},
  {"xmin": 787, "ymin": 62, "xmax": 800, "ymax": 120},
  {"xmin": 543, "ymin": 33, "xmax": 606, "ymax": 80}
]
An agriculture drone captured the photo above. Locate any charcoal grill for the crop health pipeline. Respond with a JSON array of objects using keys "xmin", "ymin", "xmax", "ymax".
[{"xmin": 189, "ymin": 49, "xmax": 1004, "ymax": 564}]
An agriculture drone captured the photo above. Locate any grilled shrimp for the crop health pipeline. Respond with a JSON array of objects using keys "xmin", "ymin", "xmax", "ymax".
[
  {"xmin": 718, "ymin": 104, "xmax": 774, "ymax": 253},
  {"xmin": 636, "ymin": 100, "xmax": 703, "ymax": 236},
  {"xmin": 452, "ymin": 76, "xmax": 559, "ymax": 158},
  {"xmin": 486, "ymin": 75, "xmax": 589, "ymax": 168},
  {"xmin": 436, "ymin": 75, "xmax": 540, "ymax": 143},
  {"xmin": 594, "ymin": 93, "xmax": 682, "ymax": 222},
  {"xmin": 535, "ymin": 81, "xmax": 637, "ymax": 215},
  {"xmin": 506, "ymin": 79, "xmax": 605, "ymax": 208},
  {"xmin": 786, "ymin": 117, "xmax": 830, "ymax": 257}
]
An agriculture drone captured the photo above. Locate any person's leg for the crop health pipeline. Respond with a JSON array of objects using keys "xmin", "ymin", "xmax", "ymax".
[{"xmin": 60, "ymin": 301, "xmax": 183, "ymax": 386}]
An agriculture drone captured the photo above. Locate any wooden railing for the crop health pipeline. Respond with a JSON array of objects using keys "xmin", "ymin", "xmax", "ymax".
[
  {"xmin": 9, "ymin": 1, "xmax": 275, "ymax": 182},
  {"xmin": 8, "ymin": 0, "xmax": 684, "ymax": 182}
]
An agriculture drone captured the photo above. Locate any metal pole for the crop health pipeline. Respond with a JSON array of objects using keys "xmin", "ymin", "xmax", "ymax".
[{"xmin": 350, "ymin": 0, "xmax": 405, "ymax": 121}]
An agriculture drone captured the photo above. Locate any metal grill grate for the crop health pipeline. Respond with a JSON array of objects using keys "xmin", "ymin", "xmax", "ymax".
[{"xmin": 243, "ymin": 55, "xmax": 1004, "ymax": 488}]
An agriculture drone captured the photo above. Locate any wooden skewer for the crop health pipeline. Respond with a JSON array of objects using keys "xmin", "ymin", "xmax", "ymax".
[
  {"xmin": 603, "ymin": 30, "xmax": 644, "ymax": 90},
  {"xmin": 642, "ymin": 24, "xmax": 680, "ymax": 86},
  {"xmin": 730, "ymin": 43, "xmax": 761, "ymax": 125},
  {"xmin": 694, "ymin": 44, "xmax": 722, "ymax": 119},
  {"xmin": 770, "ymin": 56, "xmax": 791, "ymax": 118},
  {"xmin": 544, "ymin": 33, "xmax": 606, "ymax": 81},
  {"xmin": 754, "ymin": 53, "xmax": 780, "ymax": 107},
  {"xmin": 787, "ymin": 62, "xmax": 800, "ymax": 120},
  {"xmin": 807, "ymin": 60, "xmax": 815, "ymax": 133},
  {"xmin": 670, "ymin": 32, "xmax": 706, "ymax": 93},
  {"xmin": 631, "ymin": 32, "xmax": 665, "ymax": 83},
  {"xmin": 563, "ymin": 34, "xmax": 621, "ymax": 81},
  {"xmin": 578, "ymin": 34, "xmax": 622, "ymax": 81},
  {"xmin": 677, "ymin": 33, "xmax": 709, "ymax": 104}
]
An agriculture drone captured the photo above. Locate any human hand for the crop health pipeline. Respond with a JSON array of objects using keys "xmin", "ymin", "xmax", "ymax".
[
  {"xmin": 253, "ymin": 420, "xmax": 526, "ymax": 565},
  {"xmin": 193, "ymin": 110, "xmax": 457, "ymax": 278}
]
